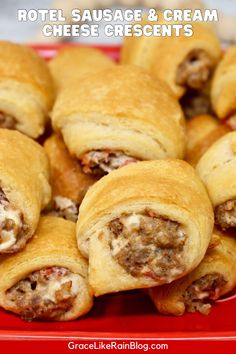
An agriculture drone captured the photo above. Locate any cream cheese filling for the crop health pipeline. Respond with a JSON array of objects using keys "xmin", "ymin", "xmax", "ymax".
[
  {"xmin": 40, "ymin": 273, "xmax": 80, "ymax": 302},
  {"xmin": 109, "ymin": 211, "xmax": 186, "ymax": 281},
  {"xmin": 0, "ymin": 204, "xmax": 22, "ymax": 251}
]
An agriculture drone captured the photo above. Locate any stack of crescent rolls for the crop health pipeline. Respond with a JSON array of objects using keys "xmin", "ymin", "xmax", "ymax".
[{"xmin": 0, "ymin": 16, "xmax": 236, "ymax": 322}]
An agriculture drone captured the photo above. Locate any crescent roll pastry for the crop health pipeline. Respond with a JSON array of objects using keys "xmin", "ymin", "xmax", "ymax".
[
  {"xmin": 0, "ymin": 216, "xmax": 93, "ymax": 321},
  {"xmin": 76, "ymin": 160, "xmax": 214, "ymax": 296},
  {"xmin": 52, "ymin": 65, "xmax": 186, "ymax": 177},
  {"xmin": 211, "ymin": 46, "xmax": 236, "ymax": 120},
  {"xmin": 121, "ymin": 22, "xmax": 221, "ymax": 98},
  {"xmin": 49, "ymin": 47, "xmax": 115, "ymax": 93},
  {"xmin": 0, "ymin": 41, "xmax": 54, "ymax": 138},
  {"xmin": 149, "ymin": 233, "xmax": 236, "ymax": 316},
  {"xmin": 44, "ymin": 134, "xmax": 97, "ymax": 222},
  {"xmin": 186, "ymin": 115, "xmax": 230, "ymax": 166},
  {"xmin": 0, "ymin": 129, "xmax": 51, "ymax": 254},
  {"xmin": 197, "ymin": 131, "xmax": 236, "ymax": 230}
]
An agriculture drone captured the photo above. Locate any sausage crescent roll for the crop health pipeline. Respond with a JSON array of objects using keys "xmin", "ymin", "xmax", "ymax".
[
  {"xmin": 77, "ymin": 160, "xmax": 214, "ymax": 296},
  {"xmin": 49, "ymin": 47, "xmax": 115, "ymax": 93},
  {"xmin": 121, "ymin": 22, "xmax": 221, "ymax": 98},
  {"xmin": 0, "ymin": 216, "xmax": 93, "ymax": 321},
  {"xmin": 211, "ymin": 46, "xmax": 236, "ymax": 121},
  {"xmin": 149, "ymin": 233, "xmax": 236, "ymax": 316},
  {"xmin": 0, "ymin": 129, "xmax": 51, "ymax": 254},
  {"xmin": 44, "ymin": 134, "xmax": 97, "ymax": 222},
  {"xmin": 186, "ymin": 115, "xmax": 230, "ymax": 166},
  {"xmin": 52, "ymin": 65, "xmax": 186, "ymax": 177},
  {"xmin": 197, "ymin": 131, "xmax": 236, "ymax": 230},
  {"xmin": 0, "ymin": 41, "xmax": 54, "ymax": 138}
]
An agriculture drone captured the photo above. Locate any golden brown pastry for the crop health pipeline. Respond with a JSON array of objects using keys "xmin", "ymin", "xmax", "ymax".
[
  {"xmin": 49, "ymin": 46, "xmax": 115, "ymax": 93},
  {"xmin": 121, "ymin": 21, "xmax": 221, "ymax": 98},
  {"xmin": 0, "ymin": 41, "xmax": 54, "ymax": 138},
  {"xmin": 44, "ymin": 134, "xmax": 97, "ymax": 222},
  {"xmin": 186, "ymin": 114, "xmax": 230, "ymax": 166},
  {"xmin": 149, "ymin": 233, "xmax": 236, "ymax": 316},
  {"xmin": 211, "ymin": 46, "xmax": 236, "ymax": 120},
  {"xmin": 76, "ymin": 160, "xmax": 214, "ymax": 296},
  {"xmin": 196, "ymin": 131, "xmax": 236, "ymax": 230},
  {"xmin": 0, "ymin": 216, "xmax": 93, "ymax": 321},
  {"xmin": 52, "ymin": 65, "xmax": 186, "ymax": 177},
  {"xmin": 0, "ymin": 129, "xmax": 51, "ymax": 254}
]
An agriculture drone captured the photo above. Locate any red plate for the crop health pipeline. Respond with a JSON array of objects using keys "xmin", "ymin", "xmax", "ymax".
[
  {"xmin": 1, "ymin": 290, "xmax": 236, "ymax": 338},
  {"xmin": 0, "ymin": 44, "xmax": 236, "ymax": 353}
]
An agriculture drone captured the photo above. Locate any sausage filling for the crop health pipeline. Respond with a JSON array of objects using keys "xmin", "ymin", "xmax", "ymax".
[
  {"xmin": 0, "ymin": 189, "xmax": 28, "ymax": 253},
  {"xmin": 6, "ymin": 267, "xmax": 80, "ymax": 321},
  {"xmin": 0, "ymin": 111, "xmax": 17, "ymax": 129},
  {"xmin": 215, "ymin": 199, "xmax": 236, "ymax": 230},
  {"xmin": 48, "ymin": 196, "xmax": 79, "ymax": 223},
  {"xmin": 176, "ymin": 50, "xmax": 213, "ymax": 90},
  {"xmin": 109, "ymin": 210, "xmax": 186, "ymax": 282},
  {"xmin": 184, "ymin": 273, "xmax": 227, "ymax": 315},
  {"xmin": 180, "ymin": 90, "xmax": 212, "ymax": 119},
  {"xmin": 81, "ymin": 150, "xmax": 138, "ymax": 176}
]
